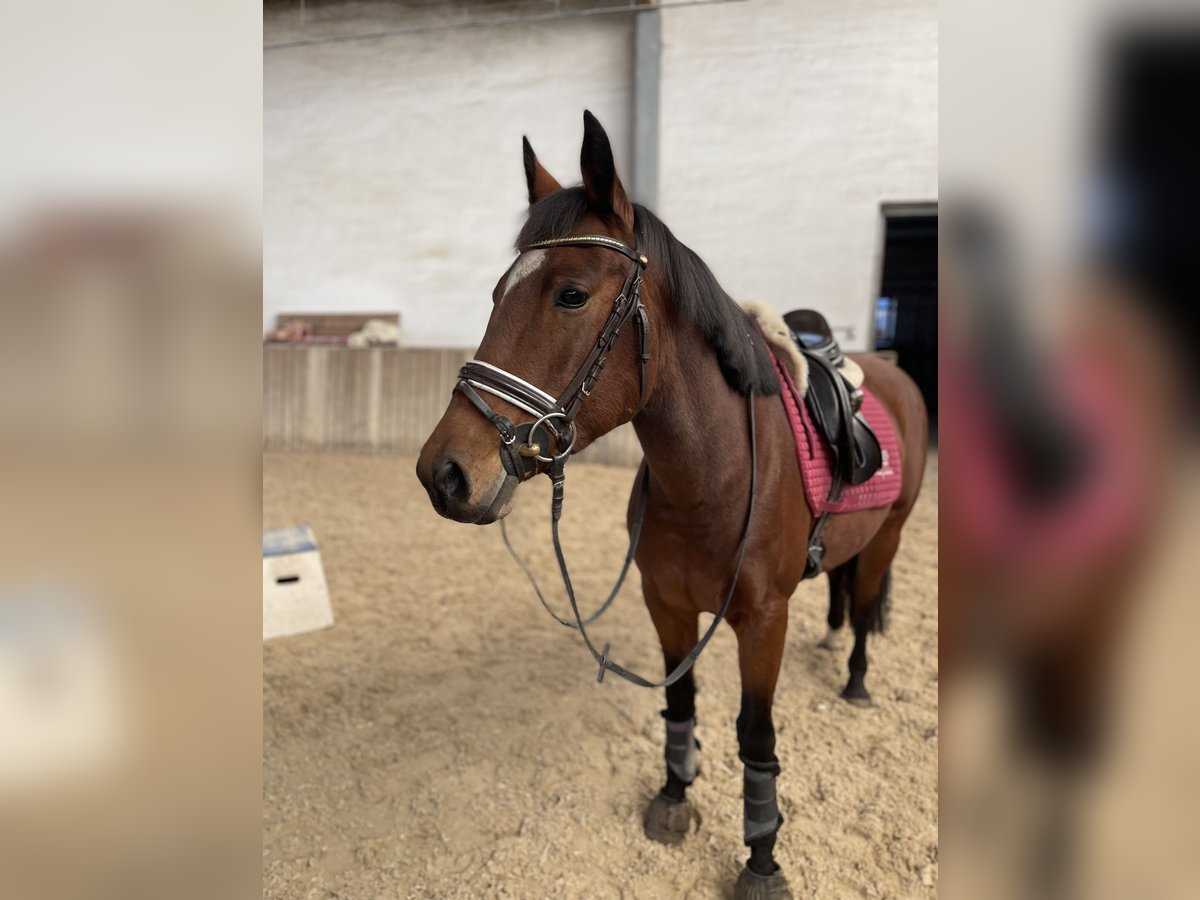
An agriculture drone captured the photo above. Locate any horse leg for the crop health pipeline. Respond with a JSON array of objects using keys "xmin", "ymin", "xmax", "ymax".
[
  {"xmin": 733, "ymin": 602, "xmax": 793, "ymax": 900},
  {"xmin": 843, "ymin": 519, "xmax": 903, "ymax": 706},
  {"xmin": 642, "ymin": 592, "xmax": 700, "ymax": 846},
  {"xmin": 818, "ymin": 558, "xmax": 854, "ymax": 650}
]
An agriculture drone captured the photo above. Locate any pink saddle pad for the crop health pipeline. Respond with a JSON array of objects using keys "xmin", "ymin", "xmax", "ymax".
[{"xmin": 768, "ymin": 347, "xmax": 903, "ymax": 515}]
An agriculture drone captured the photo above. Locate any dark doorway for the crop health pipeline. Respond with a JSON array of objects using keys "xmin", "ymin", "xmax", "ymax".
[{"xmin": 874, "ymin": 210, "xmax": 937, "ymax": 434}]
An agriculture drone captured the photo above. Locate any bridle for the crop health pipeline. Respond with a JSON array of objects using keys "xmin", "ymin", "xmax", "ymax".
[
  {"xmin": 453, "ymin": 233, "xmax": 759, "ymax": 688},
  {"xmin": 455, "ymin": 234, "xmax": 651, "ymax": 492}
]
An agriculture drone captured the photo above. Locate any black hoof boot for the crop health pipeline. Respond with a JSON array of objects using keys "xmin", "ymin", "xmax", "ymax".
[
  {"xmin": 642, "ymin": 792, "xmax": 693, "ymax": 845},
  {"xmin": 734, "ymin": 865, "xmax": 793, "ymax": 899},
  {"xmin": 841, "ymin": 676, "xmax": 872, "ymax": 707}
]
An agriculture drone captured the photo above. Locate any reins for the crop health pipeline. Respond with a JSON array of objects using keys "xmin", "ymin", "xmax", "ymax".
[
  {"xmin": 456, "ymin": 234, "xmax": 759, "ymax": 687},
  {"xmin": 499, "ymin": 463, "xmax": 649, "ymax": 630}
]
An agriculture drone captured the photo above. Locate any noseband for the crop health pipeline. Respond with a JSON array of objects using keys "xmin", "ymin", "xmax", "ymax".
[
  {"xmin": 453, "ymin": 233, "xmax": 759, "ymax": 688},
  {"xmin": 455, "ymin": 235, "xmax": 650, "ymax": 500}
]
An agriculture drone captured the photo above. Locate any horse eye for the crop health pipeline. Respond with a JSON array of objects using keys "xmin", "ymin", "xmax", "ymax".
[{"xmin": 555, "ymin": 286, "xmax": 589, "ymax": 309}]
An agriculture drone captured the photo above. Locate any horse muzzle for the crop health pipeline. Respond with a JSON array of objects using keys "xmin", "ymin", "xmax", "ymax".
[{"xmin": 416, "ymin": 442, "xmax": 520, "ymax": 525}]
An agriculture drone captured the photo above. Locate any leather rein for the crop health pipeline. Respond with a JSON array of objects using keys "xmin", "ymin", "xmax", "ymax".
[{"xmin": 454, "ymin": 234, "xmax": 759, "ymax": 688}]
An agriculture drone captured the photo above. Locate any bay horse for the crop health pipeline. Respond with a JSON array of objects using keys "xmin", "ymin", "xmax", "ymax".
[{"xmin": 416, "ymin": 111, "xmax": 928, "ymax": 899}]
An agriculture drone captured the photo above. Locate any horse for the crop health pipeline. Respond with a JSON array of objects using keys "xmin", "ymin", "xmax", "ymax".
[{"xmin": 416, "ymin": 111, "xmax": 928, "ymax": 899}]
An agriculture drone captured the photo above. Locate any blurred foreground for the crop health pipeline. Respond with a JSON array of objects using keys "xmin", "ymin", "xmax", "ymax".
[
  {"xmin": 0, "ymin": 4, "xmax": 261, "ymax": 900},
  {"xmin": 942, "ymin": 2, "xmax": 1200, "ymax": 896}
]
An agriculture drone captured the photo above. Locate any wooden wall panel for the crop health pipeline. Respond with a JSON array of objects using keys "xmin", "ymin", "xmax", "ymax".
[
  {"xmin": 264, "ymin": 345, "xmax": 898, "ymax": 467},
  {"xmin": 263, "ymin": 346, "xmax": 643, "ymax": 466}
]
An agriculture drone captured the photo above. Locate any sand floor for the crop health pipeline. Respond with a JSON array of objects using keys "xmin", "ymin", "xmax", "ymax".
[{"xmin": 263, "ymin": 453, "xmax": 938, "ymax": 899}]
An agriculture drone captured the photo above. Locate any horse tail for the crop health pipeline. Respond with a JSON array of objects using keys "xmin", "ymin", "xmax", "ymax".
[{"xmin": 869, "ymin": 567, "xmax": 892, "ymax": 635}]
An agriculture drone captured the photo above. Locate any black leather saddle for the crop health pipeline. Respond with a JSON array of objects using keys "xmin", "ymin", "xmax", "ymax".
[{"xmin": 783, "ymin": 310, "xmax": 883, "ymax": 501}]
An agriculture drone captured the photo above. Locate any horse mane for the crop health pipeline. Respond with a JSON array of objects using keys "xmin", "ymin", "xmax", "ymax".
[{"xmin": 517, "ymin": 188, "xmax": 781, "ymax": 397}]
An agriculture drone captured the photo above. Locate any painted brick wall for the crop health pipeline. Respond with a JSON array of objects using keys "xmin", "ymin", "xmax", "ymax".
[
  {"xmin": 264, "ymin": 11, "xmax": 634, "ymax": 344},
  {"xmin": 265, "ymin": 1, "xmax": 937, "ymax": 351},
  {"xmin": 660, "ymin": 0, "xmax": 938, "ymax": 350}
]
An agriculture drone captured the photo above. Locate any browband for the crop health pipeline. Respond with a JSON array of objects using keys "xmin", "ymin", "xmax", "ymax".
[{"xmin": 522, "ymin": 234, "xmax": 649, "ymax": 267}]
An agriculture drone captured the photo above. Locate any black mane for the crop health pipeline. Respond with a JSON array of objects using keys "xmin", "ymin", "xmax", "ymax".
[{"xmin": 517, "ymin": 188, "xmax": 780, "ymax": 397}]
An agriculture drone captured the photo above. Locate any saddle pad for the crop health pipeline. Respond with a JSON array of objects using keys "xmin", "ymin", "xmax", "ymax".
[{"xmin": 768, "ymin": 346, "xmax": 903, "ymax": 515}]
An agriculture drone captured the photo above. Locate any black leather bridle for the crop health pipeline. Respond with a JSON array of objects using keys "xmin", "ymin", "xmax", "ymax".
[
  {"xmin": 455, "ymin": 234, "xmax": 651, "ymax": 496},
  {"xmin": 454, "ymin": 233, "xmax": 758, "ymax": 688}
]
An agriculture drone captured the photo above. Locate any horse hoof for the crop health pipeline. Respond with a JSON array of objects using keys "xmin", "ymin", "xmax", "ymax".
[
  {"xmin": 642, "ymin": 792, "xmax": 692, "ymax": 845},
  {"xmin": 734, "ymin": 865, "xmax": 793, "ymax": 899},
  {"xmin": 841, "ymin": 683, "xmax": 872, "ymax": 707},
  {"xmin": 816, "ymin": 628, "xmax": 842, "ymax": 651}
]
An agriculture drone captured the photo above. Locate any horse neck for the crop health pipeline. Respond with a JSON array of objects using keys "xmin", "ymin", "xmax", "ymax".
[{"xmin": 631, "ymin": 293, "xmax": 750, "ymax": 511}]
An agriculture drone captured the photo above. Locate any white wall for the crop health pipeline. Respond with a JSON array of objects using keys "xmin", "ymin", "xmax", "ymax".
[
  {"xmin": 264, "ymin": 12, "xmax": 633, "ymax": 344},
  {"xmin": 659, "ymin": 0, "xmax": 938, "ymax": 350},
  {"xmin": 265, "ymin": 0, "xmax": 937, "ymax": 351}
]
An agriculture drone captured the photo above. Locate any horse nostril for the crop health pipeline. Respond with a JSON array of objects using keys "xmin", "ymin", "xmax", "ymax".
[{"xmin": 434, "ymin": 458, "xmax": 470, "ymax": 504}]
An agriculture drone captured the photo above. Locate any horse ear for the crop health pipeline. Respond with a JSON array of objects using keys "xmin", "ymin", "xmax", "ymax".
[
  {"xmin": 580, "ymin": 110, "xmax": 633, "ymax": 230},
  {"xmin": 523, "ymin": 136, "xmax": 562, "ymax": 205}
]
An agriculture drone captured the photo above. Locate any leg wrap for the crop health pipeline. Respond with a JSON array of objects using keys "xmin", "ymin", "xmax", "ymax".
[
  {"xmin": 664, "ymin": 717, "xmax": 698, "ymax": 784},
  {"xmin": 743, "ymin": 766, "xmax": 782, "ymax": 843}
]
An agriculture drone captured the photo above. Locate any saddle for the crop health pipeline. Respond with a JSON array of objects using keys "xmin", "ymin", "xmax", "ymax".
[
  {"xmin": 783, "ymin": 310, "xmax": 883, "ymax": 498},
  {"xmin": 780, "ymin": 310, "xmax": 884, "ymax": 578}
]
